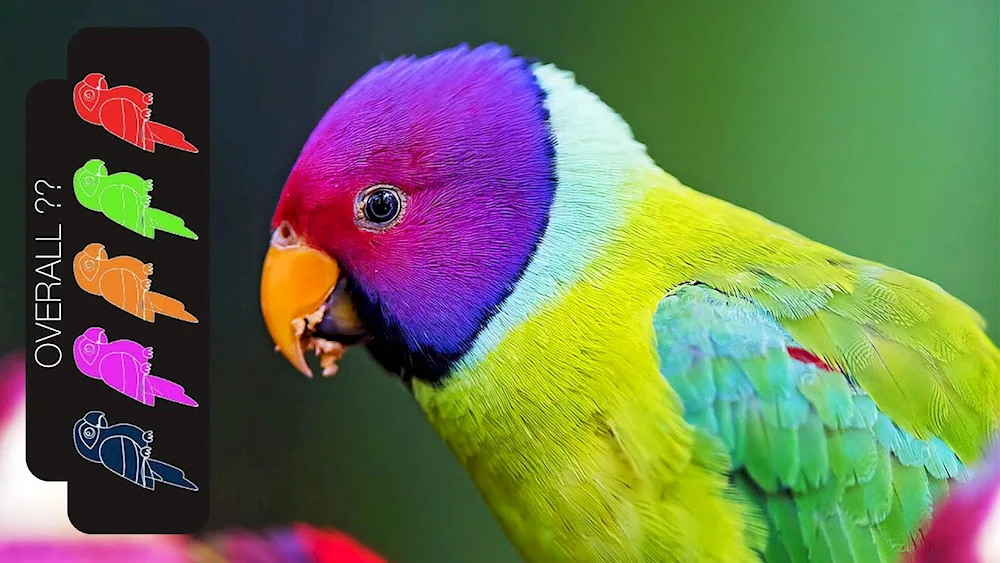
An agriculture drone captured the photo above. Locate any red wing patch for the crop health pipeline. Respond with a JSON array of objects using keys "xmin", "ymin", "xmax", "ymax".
[{"xmin": 787, "ymin": 346, "xmax": 837, "ymax": 373}]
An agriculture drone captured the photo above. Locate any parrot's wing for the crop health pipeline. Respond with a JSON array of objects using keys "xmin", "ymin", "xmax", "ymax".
[
  {"xmin": 147, "ymin": 459, "xmax": 198, "ymax": 491},
  {"xmin": 693, "ymin": 256, "xmax": 1000, "ymax": 465},
  {"xmin": 654, "ymin": 284, "xmax": 972, "ymax": 561}
]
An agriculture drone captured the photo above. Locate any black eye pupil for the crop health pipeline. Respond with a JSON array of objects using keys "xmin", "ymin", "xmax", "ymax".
[{"xmin": 364, "ymin": 189, "xmax": 400, "ymax": 224}]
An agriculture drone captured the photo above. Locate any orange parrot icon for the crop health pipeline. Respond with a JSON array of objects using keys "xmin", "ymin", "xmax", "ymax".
[{"xmin": 73, "ymin": 243, "xmax": 198, "ymax": 323}]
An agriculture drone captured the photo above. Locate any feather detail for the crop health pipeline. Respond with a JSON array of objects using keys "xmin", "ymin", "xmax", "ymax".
[{"xmin": 653, "ymin": 284, "xmax": 977, "ymax": 562}]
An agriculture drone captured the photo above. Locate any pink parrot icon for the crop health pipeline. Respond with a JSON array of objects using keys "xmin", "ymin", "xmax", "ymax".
[{"xmin": 72, "ymin": 326, "xmax": 198, "ymax": 408}]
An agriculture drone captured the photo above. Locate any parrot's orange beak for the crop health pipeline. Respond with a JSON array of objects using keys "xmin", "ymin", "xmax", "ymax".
[{"xmin": 260, "ymin": 222, "xmax": 357, "ymax": 377}]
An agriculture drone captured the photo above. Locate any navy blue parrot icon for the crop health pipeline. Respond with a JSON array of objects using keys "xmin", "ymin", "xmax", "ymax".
[{"xmin": 73, "ymin": 411, "xmax": 198, "ymax": 491}]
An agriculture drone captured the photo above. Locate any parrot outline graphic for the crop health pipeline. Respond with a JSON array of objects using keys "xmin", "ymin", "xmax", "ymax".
[
  {"xmin": 73, "ymin": 159, "xmax": 198, "ymax": 241},
  {"xmin": 73, "ymin": 243, "xmax": 199, "ymax": 324},
  {"xmin": 72, "ymin": 72, "xmax": 198, "ymax": 154},
  {"xmin": 73, "ymin": 410, "xmax": 198, "ymax": 491},
  {"xmin": 72, "ymin": 326, "xmax": 198, "ymax": 408}
]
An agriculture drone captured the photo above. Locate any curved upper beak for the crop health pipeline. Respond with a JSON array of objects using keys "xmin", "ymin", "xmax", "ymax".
[{"xmin": 260, "ymin": 234, "xmax": 365, "ymax": 377}]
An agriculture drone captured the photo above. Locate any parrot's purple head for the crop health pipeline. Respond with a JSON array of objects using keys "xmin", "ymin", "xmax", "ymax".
[
  {"xmin": 261, "ymin": 43, "xmax": 559, "ymax": 383},
  {"xmin": 260, "ymin": 43, "xmax": 651, "ymax": 384},
  {"xmin": 73, "ymin": 327, "xmax": 107, "ymax": 378}
]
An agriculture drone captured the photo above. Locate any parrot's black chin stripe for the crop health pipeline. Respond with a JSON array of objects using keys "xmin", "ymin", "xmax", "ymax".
[
  {"xmin": 310, "ymin": 322, "xmax": 369, "ymax": 347},
  {"xmin": 344, "ymin": 276, "xmax": 465, "ymax": 387},
  {"xmin": 309, "ymin": 277, "xmax": 370, "ymax": 347},
  {"xmin": 311, "ymin": 326, "xmax": 368, "ymax": 348},
  {"xmin": 305, "ymin": 273, "xmax": 466, "ymax": 386}
]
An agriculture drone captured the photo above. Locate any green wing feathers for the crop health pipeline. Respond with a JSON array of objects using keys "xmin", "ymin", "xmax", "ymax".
[
  {"xmin": 653, "ymin": 285, "xmax": 980, "ymax": 562},
  {"xmin": 695, "ymin": 252, "xmax": 1000, "ymax": 464},
  {"xmin": 143, "ymin": 207, "xmax": 199, "ymax": 240},
  {"xmin": 779, "ymin": 265, "xmax": 1000, "ymax": 463}
]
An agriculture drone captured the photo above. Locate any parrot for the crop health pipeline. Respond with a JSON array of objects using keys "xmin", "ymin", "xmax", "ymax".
[
  {"xmin": 73, "ymin": 242, "xmax": 199, "ymax": 323},
  {"xmin": 73, "ymin": 72, "xmax": 199, "ymax": 153},
  {"xmin": 72, "ymin": 326, "xmax": 199, "ymax": 408},
  {"xmin": 258, "ymin": 43, "xmax": 1000, "ymax": 562},
  {"xmin": 73, "ymin": 410, "xmax": 199, "ymax": 491},
  {"xmin": 73, "ymin": 158, "xmax": 199, "ymax": 241}
]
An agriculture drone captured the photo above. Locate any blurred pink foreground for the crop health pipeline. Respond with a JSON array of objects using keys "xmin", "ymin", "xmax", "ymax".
[{"xmin": 0, "ymin": 352, "xmax": 385, "ymax": 562}]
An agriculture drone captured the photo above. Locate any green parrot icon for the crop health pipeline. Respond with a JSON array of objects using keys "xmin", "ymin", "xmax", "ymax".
[{"xmin": 72, "ymin": 159, "xmax": 198, "ymax": 240}]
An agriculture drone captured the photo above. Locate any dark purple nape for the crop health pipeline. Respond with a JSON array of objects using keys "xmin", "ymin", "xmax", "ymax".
[{"xmin": 295, "ymin": 44, "xmax": 556, "ymax": 380}]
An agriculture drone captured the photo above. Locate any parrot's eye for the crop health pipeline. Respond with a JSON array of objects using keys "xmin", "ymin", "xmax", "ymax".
[
  {"xmin": 83, "ymin": 427, "xmax": 95, "ymax": 438},
  {"xmin": 356, "ymin": 184, "xmax": 405, "ymax": 231}
]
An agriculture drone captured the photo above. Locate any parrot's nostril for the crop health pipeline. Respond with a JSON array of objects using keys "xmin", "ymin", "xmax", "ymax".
[{"xmin": 272, "ymin": 221, "xmax": 299, "ymax": 248}]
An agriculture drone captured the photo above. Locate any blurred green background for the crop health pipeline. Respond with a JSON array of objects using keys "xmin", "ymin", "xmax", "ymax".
[{"xmin": 2, "ymin": 1, "xmax": 997, "ymax": 561}]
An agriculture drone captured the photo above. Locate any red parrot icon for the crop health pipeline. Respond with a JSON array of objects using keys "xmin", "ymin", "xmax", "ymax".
[{"xmin": 73, "ymin": 73, "xmax": 199, "ymax": 154}]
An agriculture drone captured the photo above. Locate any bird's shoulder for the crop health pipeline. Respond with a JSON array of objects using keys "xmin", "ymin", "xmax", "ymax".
[
  {"xmin": 654, "ymin": 182, "xmax": 999, "ymax": 463},
  {"xmin": 652, "ymin": 283, "xmax": 976, "ymax": 560}
]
